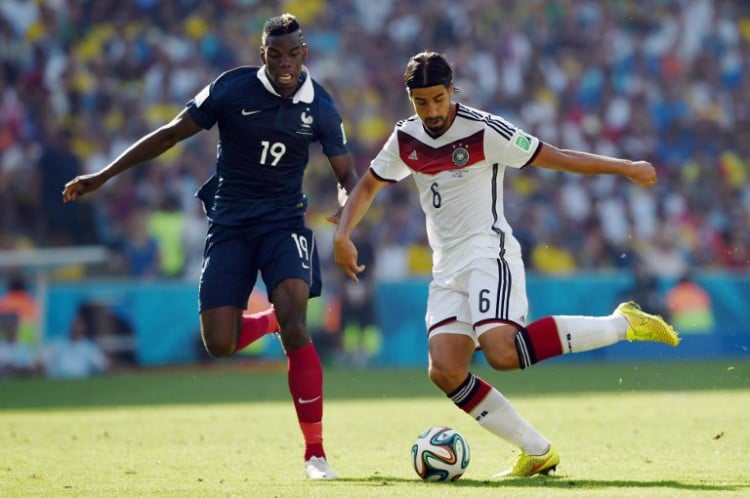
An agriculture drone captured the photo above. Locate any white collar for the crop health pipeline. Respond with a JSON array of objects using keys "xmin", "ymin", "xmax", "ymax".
[{"xmin": 257, "ymin": 65, "xmax": 314, "ymax": 104}]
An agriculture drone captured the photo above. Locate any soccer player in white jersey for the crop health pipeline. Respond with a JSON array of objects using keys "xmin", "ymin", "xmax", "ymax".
[{"xmin": 333, "ymin": 51, "xmax": 680, "ymax": 478}]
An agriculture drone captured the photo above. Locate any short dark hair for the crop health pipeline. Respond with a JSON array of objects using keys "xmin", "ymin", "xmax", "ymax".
[
  {"xmin": 262, "ymin": 13, "xmax": 303, "ymax": 46},
  {"xmin": 403, "ymin": 51, "xmax": 453, "ymax": 90}
]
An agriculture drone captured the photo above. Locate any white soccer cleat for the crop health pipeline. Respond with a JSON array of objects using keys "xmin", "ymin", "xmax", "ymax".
[{"xmin": 304, "ymin": 456, "xmax": 338, "ymax": 480}]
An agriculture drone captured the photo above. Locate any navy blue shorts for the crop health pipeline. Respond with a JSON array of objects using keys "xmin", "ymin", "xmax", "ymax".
[{"xmin": 198, "ymin": 220, "xmax": 322, "ymax": 311}]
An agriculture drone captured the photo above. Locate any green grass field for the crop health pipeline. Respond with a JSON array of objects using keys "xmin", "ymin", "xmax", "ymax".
[{"xmin": 1, "ymin": 359, "xmax": 749, "ymax": 497}]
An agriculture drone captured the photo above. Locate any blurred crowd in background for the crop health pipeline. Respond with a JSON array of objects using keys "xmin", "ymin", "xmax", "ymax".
[
  {"xmin": 1, "ymin": 0, "xmax": 742, "ymax": 377},
  {"xmin": 1, "ymin": 0, "xmax": 749, "ymax": 280}
]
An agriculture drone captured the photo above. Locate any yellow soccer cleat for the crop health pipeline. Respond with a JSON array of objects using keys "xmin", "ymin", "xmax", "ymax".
[
  {"xmin": 494, "ymin": 444, "xmax": 560, "ymax": 478},
  {"xmin": 615, "ymin": 301, "xmax": 680, "ymax": 346}
]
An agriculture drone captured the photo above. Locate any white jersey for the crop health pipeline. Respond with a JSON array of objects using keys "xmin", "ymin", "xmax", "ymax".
[{"xmin": 370, "ymin": 103, "xmax": 540, "ymax": 284}]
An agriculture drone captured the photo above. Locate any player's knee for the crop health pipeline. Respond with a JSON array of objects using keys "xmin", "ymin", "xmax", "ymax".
[
  {"xmin": 428, "ymin": 363, "xmax": 467, "ymax": 393},
  {"xmin": 201, "ymin": 331, "xmax": 235, "ymax": 358},
  {"xmin": 199, "ymin": 307, "xmax": 240, "ymax": 358}
]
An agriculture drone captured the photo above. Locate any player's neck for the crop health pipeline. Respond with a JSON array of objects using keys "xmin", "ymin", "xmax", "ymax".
[{"xmin": 276, "ymin": 84, "xmax": 300, "ymax": 99}]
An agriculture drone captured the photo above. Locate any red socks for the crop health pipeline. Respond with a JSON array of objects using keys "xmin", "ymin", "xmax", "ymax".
[
  {"xmin": 287, "ymin": 342, "xmax": 325, "ymax": 460},
  {"xmin": 233, "ymin": 308, "xmax": 279, "ymax": 353},
  {"xmin": 524, "ymin": 316, "xmax": 563, "ymax": 362},
  {"xmin": 515, "ymin": 316, "xmax": 563, "ymax": 368},
  {"xmin": 237, "ymin": 314, "xmax": 327, "ymax": 460},
  {"xmin": 447, "ymin": 373, "xmax": 492, "ymax": 413}
]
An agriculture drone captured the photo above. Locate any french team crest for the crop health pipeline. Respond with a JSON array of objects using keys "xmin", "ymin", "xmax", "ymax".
[
  {"xmin": 451, "ymin": 146, "xmax": 469, "ymax": 167},
  {"xmin": 296, "ymin": 109, "xmax": 314, "ymax": 135}
]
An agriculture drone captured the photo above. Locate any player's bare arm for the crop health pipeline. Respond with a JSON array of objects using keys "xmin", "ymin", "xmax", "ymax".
[
  {"xmin": 532, "ymin": 142, "xmax": 657, "ymax": 186},
  {"xmin": 333, "ymin": 169, "xmax": 386, "ymax": 282},
  {"xmin": 62, "ymin": 109, "xmax": 203, "ymax": 203},
  {"xmin": 324, "ymin": 153, "xmax": 358, "ymax": 225}
]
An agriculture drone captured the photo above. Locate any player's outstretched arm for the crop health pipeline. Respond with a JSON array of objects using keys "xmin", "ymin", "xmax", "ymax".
[
  {"xmin": 532, "ymin": 141, "xmax": 657, "ymax": 186},
  {"xmin": 333, "ymin": 170, "xmax": 386, "ymax": 282},
  {"xmin": 324, "ymin": 152, "xmax": 359, "ymax": 225},
  {"xmin": 62, "ymin": 109, "xmax": 203, "ymax": 203}
]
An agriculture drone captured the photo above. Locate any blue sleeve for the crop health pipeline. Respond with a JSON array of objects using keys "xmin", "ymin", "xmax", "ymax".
[
  {"xmin": 186, "ymin": 81, "xmax": 220, "ymax": 130},
  {"xmin": 317, "ymin": 94, "xmax": 350, "ymax": 158}
]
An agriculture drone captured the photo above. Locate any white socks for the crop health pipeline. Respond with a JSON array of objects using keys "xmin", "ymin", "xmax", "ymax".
[
  {"xmin": 469, "ymin": 387, "xmax": 549, "ymax": 455},
  {"xmin": 552, "ymin": 314, "xmax": 628, "ymax": 354}
]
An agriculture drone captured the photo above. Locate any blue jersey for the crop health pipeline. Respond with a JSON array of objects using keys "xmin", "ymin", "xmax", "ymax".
[{"xmin": 187, "ymin": 66, "xmax": 349, "ymax": 225}]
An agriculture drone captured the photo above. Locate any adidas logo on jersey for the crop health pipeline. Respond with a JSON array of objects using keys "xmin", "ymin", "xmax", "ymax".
[{"xmin": 408, "ymin": 150, "xmax": 418, "ymax": 160}]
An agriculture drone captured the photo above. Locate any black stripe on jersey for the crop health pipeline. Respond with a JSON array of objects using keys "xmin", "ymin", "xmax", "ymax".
[
  {"xmin": 496, "ymin": 256, "xmax": 511, "ymax": 319},
  {"xmin": 456, "ymin": 106, "xmax": 516, "ymax": 140},
  {"xmin": 489, "ymin": 162, "xmax": 511, "ymax": 319},
  {"xmin": 490, "ymin": 164, "xmax": 505, "ymax": 246}
]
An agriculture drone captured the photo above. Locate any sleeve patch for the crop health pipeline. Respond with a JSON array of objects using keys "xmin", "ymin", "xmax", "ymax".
[
  {"xmin": 193, "ymin": 84, "xmax": 210, "ymax": 108},
  {"xmin": 515, "ymin": 134, "xmax": 531, "ymax": 151},
  {"xmin": 340, "ymin": 122, "xmax": 348, "ymax": 145}
]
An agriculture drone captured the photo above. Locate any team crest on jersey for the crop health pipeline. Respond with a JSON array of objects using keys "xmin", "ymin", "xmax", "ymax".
[
  {"xmin": 296, "ymin": 109, "xmax": 314, "ymax": 135},
  {"xmin": 451, "ymin": 146, "xmax": 469, "ymax": 167}
]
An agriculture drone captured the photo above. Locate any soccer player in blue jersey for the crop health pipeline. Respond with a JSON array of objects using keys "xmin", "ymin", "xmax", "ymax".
[
  {"xmin": 333, "ymin": 51, "xmax": 679, "ymax": 479},
  {"xmin": 63, "ymin": 13, "xmax": 356, "ymax": 480}
]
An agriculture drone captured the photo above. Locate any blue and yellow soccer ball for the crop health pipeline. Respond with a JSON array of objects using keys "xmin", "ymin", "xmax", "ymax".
[{"xmin": 411, "ymin": 426, "xmax": 470, "ymax": 481}]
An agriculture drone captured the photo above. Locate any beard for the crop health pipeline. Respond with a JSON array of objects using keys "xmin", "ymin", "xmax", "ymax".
[{"xmin": 424, "ymin": 117, "xmax": 446, "ymax": 134}]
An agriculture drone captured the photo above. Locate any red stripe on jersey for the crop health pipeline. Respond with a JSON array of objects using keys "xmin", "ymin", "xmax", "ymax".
[{"xmin": 398, "ymin": 129, "xmax": 485, "ymax": 175}]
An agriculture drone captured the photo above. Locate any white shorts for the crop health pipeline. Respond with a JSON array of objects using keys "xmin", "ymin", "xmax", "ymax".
[{"xmin": 426, "ymin": 257, "xmax": 528, "ymax": 345}]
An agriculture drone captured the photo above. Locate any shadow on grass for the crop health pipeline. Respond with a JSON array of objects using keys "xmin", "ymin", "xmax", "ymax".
[{"xmin": 337, "ymin": 475, "xmax": 749, "ymax": 492}]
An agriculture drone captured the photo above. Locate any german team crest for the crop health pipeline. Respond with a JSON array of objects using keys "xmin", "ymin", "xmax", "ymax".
[{"xmin": 452, "ymin": 146, "xmax": 469, "ymax": 167}]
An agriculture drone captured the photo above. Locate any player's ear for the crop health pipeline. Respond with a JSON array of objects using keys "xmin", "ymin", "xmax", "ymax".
[
  {"xmin": 301, "ymin": 43, "xmax": 308, "ymax": 60},
  {"xmin": 259, "ymin": 47, "xmax": 267, "ymax": 65}
]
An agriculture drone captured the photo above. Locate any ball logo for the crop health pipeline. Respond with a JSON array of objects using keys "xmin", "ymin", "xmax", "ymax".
[{"xmin": 451, "ymin": 146, "xmax": 469, "ymax": 167}]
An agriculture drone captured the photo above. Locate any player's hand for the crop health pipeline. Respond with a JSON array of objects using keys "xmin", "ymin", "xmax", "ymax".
[
  {"xmin": 626, "ymin": 161, "xmax": 657, "ymax": 186},
  {"xmin": 333, "ymin": 236, "xmax": 365, "ymax": 282},
  {"xmin": 62, "ymin": 173, "xmax": 106, "ymax": 202}
]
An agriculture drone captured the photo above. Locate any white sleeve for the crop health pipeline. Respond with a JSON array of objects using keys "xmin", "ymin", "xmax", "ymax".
[
  {"xmin": 369, "ymin": 130, "xmax": 412, "ymax": 182},
  {"xmin": 483, "ymin": 115, "xmax": 540, "ymax": 169}
]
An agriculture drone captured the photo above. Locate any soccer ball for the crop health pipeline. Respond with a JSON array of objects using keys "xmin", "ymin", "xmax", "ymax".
[{"xmin": 411, "ymin": 426, "xmax": 470, "ymax": 481}]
